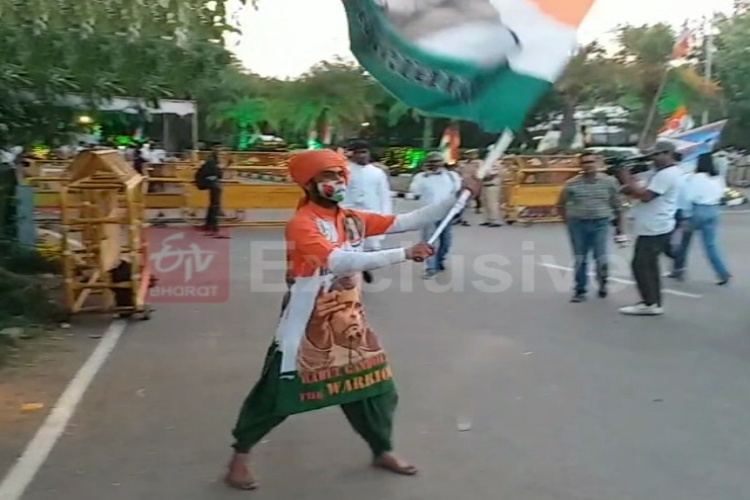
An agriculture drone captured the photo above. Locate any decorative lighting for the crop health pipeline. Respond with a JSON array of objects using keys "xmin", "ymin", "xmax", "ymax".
[
  {"xmin": 382, "ymin": 147, "xmax": 427, "ymax": 170},
  {"xmin": 78, "ymin": 115, "xmax": 93, "ymax": 124}
]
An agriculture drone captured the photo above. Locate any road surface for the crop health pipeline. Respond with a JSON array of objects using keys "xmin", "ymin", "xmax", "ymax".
[{"xmin": 3, "ymin": 205, "xmax": 750, "ymax": 500}]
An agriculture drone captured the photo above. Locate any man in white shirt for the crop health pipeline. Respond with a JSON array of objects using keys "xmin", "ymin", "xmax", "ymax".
[
  {"xmin": 147, "ymin": 142, "xmax": 168, "ymax": 163},
  {"xmin": 342, "ymin": 141, "xmax": 394, "ymax": 283},
  {"xmin": 409, "ymin": 152, "xmax": 462, "ymax": 279},
  {"xmin": 618, "ymin": 141, "xmax": 683, "ymax": 316}
]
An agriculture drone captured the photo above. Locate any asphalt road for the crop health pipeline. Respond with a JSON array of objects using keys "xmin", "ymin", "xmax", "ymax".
[{"xmin": 5, "ymin": 204, "xmax": 750, "ymax": 500}]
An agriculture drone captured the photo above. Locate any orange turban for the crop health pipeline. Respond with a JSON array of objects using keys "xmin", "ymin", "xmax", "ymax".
[
  {"xmin": 288, "ymin": 150, "xmax": 349, "ymax": 186},
  {"xmin": 288, "ymin": 150, "xmax": 349, "ymax": 209}
]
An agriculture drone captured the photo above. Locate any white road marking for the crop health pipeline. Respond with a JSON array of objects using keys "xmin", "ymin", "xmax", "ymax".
[
  {"xmin": 0, "ymin": 320, "xmax": 128, "ymax": 500},
  {"xmin": 540, "ymin": 263, "xmax": 702, "ymax": 299}
]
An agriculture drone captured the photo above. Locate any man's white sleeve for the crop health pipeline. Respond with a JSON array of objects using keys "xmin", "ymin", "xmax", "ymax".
[
  {"xmin": 387, "ymin": 198, "xmax": 456, "ymax": 234},
  {"xmin": 329, "ymin": 248, "xmax": 406, "ymax": 274}
]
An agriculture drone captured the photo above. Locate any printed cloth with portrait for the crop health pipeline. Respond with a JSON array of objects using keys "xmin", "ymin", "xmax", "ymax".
[{"xmin": 273, "ymin": 202, "xmax": 397, "ymax": 415}]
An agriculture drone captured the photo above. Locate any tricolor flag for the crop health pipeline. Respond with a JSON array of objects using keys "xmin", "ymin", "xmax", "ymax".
[
  {"xmin": 672, "ymin": 27, "xmax": 693, "ymax": 59},
  {"xmin": 439, "ymin": 125, "xmax": 460, "ymax": 165},
  {"xmin": 659, "ymin": 105, "xmax": 694, "ymax": 136},
  {"xmin": 343, "ymin": 0, "xmax": 596, "ymax": 132}
]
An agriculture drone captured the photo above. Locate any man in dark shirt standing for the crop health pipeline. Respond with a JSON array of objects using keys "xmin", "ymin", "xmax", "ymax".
[
  {"xmin": 200, "ymin": 143, "xmax": 229, "ymax": 239},
  {"xmin": 557, "ymin": 153, "xmax": 623, "ymax": 302},
  {"xmin": 133, "ymin": 143, "xmax": 146, "ymax": 175}
]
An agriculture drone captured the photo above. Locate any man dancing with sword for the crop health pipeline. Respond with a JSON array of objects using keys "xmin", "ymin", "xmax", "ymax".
[{"xmin": 225, "ymin": 149, "xmax": 480, "ymax": 490}]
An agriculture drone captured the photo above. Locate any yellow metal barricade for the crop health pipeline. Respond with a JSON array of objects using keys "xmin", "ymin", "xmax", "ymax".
[
  {"xmin": 24, "ymin": 160, "xmax": 74, "ymax": 212},
  {"xmin": 502, "ymin": 155, "xmax": 581, "ymax": 225},
  {"xmin": 26, "ymin": 152, "xmax": 302, "ymax": 227},
  {"xmin": 179, "ymin": 168, "xmax": 302, "ymax": 227},
  {"xmin": 192, "ymin": 150, "xmax": 289, "ymax": 168}
]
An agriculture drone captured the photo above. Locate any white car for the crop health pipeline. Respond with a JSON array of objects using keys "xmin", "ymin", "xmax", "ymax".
[{"xmin": 586, "ymin": 146, "xmax": 641, "ymax": 159}]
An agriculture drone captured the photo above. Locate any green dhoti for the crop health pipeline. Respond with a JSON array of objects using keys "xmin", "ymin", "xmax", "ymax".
[{"xmin": 232, "ymin": 345, "xmax": 398, "ymax": 456}]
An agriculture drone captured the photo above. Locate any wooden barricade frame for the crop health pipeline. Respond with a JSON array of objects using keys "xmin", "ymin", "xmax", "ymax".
[{"xmin": 59, "ymin": 150, "xmax": 151, "ymax": 319}]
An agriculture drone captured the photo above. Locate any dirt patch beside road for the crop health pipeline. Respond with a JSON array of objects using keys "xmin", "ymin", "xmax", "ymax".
[{"xmin": 0, "ymin": 319, "xmax": 111, "ymax": 478}]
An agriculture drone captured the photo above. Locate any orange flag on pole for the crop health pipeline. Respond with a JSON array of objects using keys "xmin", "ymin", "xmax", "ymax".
[
  {"xmin": 440, "ymin": 125, "xmax": 461, "ymax": 166},
  {"xmin": 659, "ymin": 105, "xmax": 694, "ymax": 136},
  {"xmin": 672, "ymin": 27, "xmax": 693, "ymax": 59}
]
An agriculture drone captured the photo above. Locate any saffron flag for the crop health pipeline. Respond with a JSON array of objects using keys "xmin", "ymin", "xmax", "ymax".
[
  {"xmin": 439, "ymin": 125, "xmax": 460, "ymax": 165},
  {"xmin": 659, "ymin": 105, "xmax": 694, "ymax": 136},
  {"xmin": 342, "ymin": 0, "xmax": 596, "ymax": 132},
  {"xmin": 672, "ymin": 27, "xmax": 693, "ymax": 59}
]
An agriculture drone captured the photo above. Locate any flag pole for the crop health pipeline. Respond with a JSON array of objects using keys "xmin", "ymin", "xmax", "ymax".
[
  {"xmin": 425, "ymin": 130, "xmax": 514, "ymax": 247},
  {"xmin": 638, "ymin": 67, "xmax": 670, "ymax": 149},
  {"xmin": 702, "ymin": 14, "xmax": 714, "ymax": 126},
  {"xmin": 639, "ymin": 21, "xmax": 694, "ymax": 148}
]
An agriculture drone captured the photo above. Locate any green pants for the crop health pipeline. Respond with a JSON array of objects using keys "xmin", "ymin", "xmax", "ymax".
[{"xmin": 232, "ymin": 346, "xmax": 398, "ymax": 456}]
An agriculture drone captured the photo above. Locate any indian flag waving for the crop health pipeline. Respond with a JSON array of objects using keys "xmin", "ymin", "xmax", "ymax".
[
  {"xmin": 659, "ymin": 105, "xmax": 694, "ymax": 137},
  {"xmin": 343, "ymin": 0, "xmax": 596, "ymax": 132},
  {"xmin": 439, "ymin": 124, "xmax": 460, "ymax": 165}
]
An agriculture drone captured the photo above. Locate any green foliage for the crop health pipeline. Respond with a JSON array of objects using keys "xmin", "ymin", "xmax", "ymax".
[
  {"xmin": 714, "ymin": 10, "xmax": 750, "ymax": 147},
  {"xmin": 554, "ymin": 42, "xmax": 623, "ymax": 147},
  {"xmin": 2, "ymin": 0, "xmax": 748, "ymax": 152},
  {"xmin": 201, "ymin": 60, "xmax": 389, "ymax": 146},
  {"xmin": 0, "ymin": 0, "xmax": 241, "ymax": 147},
  {"xmin": 0, "ymin": 266, "xmax": 64, "ymax": 330}
]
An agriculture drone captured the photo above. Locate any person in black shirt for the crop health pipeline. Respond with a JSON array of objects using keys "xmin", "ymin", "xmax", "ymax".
[
  {"xmin": 133, "ymin": 143, "xmax": 146, "ymax": 175},
  {"xmin": 200, "ymin": 143, "xmax": 229, "ymax": 239}
]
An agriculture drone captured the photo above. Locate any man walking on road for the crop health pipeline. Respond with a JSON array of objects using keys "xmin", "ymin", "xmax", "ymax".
[
  {"xmin": 342, "ymin": 140, "xmax": 393, "ymax": 283},
  {"xmin": 409, "ymin": 152, "xmax": 463, "ymax": 279},
  {"xmin": 557, "ymin": 153, "xmax": 623, "ymax": 302},
  {"xmin": 225, "ymin": 149, "xmax": 480, "ymax": 491},
  {"xmin": 618, "ymin": 140, "xmax": 682, "ymax": 316}
]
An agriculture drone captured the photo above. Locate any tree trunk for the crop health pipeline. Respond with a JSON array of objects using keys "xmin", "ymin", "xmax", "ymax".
[
  {"xmin": 558, "ymin": 100, "xmax": 577, "ymax": 150},
  {"xmin": 638, "ymin": 72, "xmax": 670, "ymax": 149},
  {"xmin": 421, "ymin": 116, "xmax": 434, "ymax": 149}
]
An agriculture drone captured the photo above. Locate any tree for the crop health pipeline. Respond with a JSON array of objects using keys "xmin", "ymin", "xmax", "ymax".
[
  {"xmin": 0, "ymin": 0, "xmax": 242, "ymax": 147},
  {"xmin": 208, "ymin": 98, "xmax": 268, "ymax": 149},
  {"xmin": 269, "ymin": 61, "xmax": 383, "ymax": 144},
  {"xmin": 386, "ymin": 101, "xmax": 436, "ymax": 150},
  {"xmin": 713, "ymin": 10, "xmax": 750, "ymax": 147},
  {"xmin": 555, "ymin": 42, "xmax": 621, "ymax": 148}
]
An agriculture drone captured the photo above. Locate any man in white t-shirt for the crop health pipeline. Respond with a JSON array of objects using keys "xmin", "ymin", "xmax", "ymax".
[{"xmin": 618, "ymin": 141, "xmax": 683, "ymax": 316}]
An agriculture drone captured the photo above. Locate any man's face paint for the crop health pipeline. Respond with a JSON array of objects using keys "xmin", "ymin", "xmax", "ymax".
[{"xmin": 316, "ymin": 180, "xmax": 347, "ymax": 203}]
